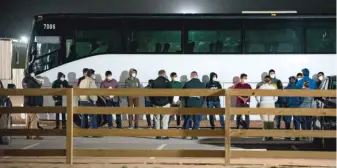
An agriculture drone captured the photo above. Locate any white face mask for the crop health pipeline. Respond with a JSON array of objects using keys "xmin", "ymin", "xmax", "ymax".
[
  {"xmin": 30, "ymin": 73, "xmax": 35, "ymax": 77},
  {"xmin": 243, "ymin": 79, "xmax": 248, "ymax": 83},
  {"xmin": 172, "ymin": 77, "xmax": 177, "ymax": 81},
  {"xmin": 213, "ymin": 77, "xmax": 217, "ymax": 81},
  {"xmin": 107, "ymin": 76, "xmax": 113, "ymax": 80},
  {"xmin": 298, "ymin": 78, "xmax": 303, "ymax": 81},
  {"xmin": 60, "ymin": 77, "xmax": 65, "ymax": 81},
  {"xmin": 318, "ymin": 76, "xmax": 324, "ymax": 81},
  {"xmin": 270, "ymin": 74, "xmax": 276, "ymax": 78},
  {"xmin": 131, "ymin": 73, "xmax": 136, "ymax": 78}
]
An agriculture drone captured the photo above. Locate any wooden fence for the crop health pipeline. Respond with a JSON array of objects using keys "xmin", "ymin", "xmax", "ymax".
[{"xmin": 0, "ymin": 88, "xmax": 335, "ymax": 165}]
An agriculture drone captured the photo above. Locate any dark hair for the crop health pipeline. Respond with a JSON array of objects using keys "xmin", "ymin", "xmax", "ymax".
[
  {"xmin": 133, "ymin": 69, "xmax": 137, "ymax": 74},
  {"xmin": 170, "ymin": 72, "xmax": 177, "ymax": 77},
  {"xmin": 269, "ymin": 69, "xmax": 275, "ymax": 74},
  {"xmin": 297, "ymin": 73, "xmax": 303, "ymax": 77},
  {"xmin": 105, "ymin": 71, "xmax": 112, "ymax": 76},
  {"xmin": 264, "ymin": 75, "xmax": 271, "ymax": 83},
  {"xmin": 240, "ymin": 73, "xmax": 247, "ymax": 79},
  {"xmin": 158, "ymin": 69, "xmax": 166, "ymax": 75},
  {"xmin": 87, "ymin": 69, "xmax": 95, "ymax": 77},
  {"xmin": 318, "ymin": 72, "xmax": 324, "ymax": 76},
  {"xmin": 304, "ymin": 81, "xmax": 310, "ymax": 88},
  {"xmin": 83, "ymin": 68, "xmax": 89, "ymax": 73},
  {"xmin": 191, "ymin": 71, "xmax": 198, "ymax": 75}
]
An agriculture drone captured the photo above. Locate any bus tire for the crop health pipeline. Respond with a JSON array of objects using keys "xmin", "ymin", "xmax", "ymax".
[{"xmin": 73, "ymin": 114, "xmax": 108, "ymax": 128}]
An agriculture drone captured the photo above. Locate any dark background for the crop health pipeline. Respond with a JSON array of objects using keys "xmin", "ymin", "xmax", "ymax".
[{"xmin": 0, "ymin": 0, "xmax": 335, "ymax": 38}]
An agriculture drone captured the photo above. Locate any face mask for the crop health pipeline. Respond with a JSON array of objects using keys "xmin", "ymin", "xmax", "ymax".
[
  {"xmin": 270, "ymin": 74, "xmax": 275, "ymax": 78},
  {"xmin": 60, "ymin": 77, "xmax": 65, "ymax": 81},
  {"xmin": 172, "ymin": 77, "xmax": 177, "ymax": 81},
  {"xmin": 30, "ymin": 73, "xmax": 35, "ymax": 77},
  {"xmin": 213, "ymin": 77, "xmax": 217, "ymax": 81},
  {"xmin": 318, "ymin": 76, "xmax": 324, "ymax": 81},
  {"xmin": 131, "ymin": 73, "xmax": 136, "ymax": 78},
  {"xmin": 107, "ymin": 76, "xmax": 112, "ymax": 80},
  {"xmin": 297, "ymin": 78, "xmax": 303, "ymax": 81},
  {"xmin": 243, "ymin": 79, "xmax": 248, "ymax": 83}
]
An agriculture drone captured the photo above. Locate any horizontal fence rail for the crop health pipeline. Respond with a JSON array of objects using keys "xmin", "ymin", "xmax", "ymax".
[{"xmin": 0, "ymin": 88, "xmax": 335, "ymax": 165}]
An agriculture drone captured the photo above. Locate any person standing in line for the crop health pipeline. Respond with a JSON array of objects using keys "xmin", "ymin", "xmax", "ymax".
[
  {"xmin": 281, "ymin": 76, "xmax": 301, "ymax": 141},
  {"xmin": 228, "ymin": 76, "xmax": 240, "ymax": 121},
  {"xmin": 316, "ymin": 72, "xmax": 325, "ymax": 89},
  {"xmin": 268, "ymin": 69, "xmax": 284, "ymax": 130},
  {"xmin": 52, "ymin": 72, "xmax": 70, "ymax": 129},
  {"xmin": 168, "ymin": 72, "xmax": 183, "ymax": 129},
  {"xmin": 77, "ymin": 68, "xmax": 89, "ymax": 87},
  {"xmin": 24, "ymin": 71, "xmax": 44, "ymax": 140},
  {"xmin": 296, "ymin": 68, "xmax": 316, "ymax": 90},
  {"xmin": 150, "ymin": 70, "xmax": 173, "ymax": 140},
  {"xmin": 255, "ymin": 75, "xmax": 277, "ymax": 141},
  {"xmin": 100, "ymin": 71, "xmax": 121, "ymax": 129},
  {"xmin": 233, "ymin": 73, "xmax": 252, "ymax": 129},
  {"xmin": 145, "ymin": 79, "xmax": 154, "ymax": 129},
  {"xmin": 299, "ymin": 81, "xmax": 315, "ymax": 141},
  {"xmin": 205, "ymin": 72, "xmax": 224, "ymax": 129},
  {"xmin": 125, "ymin": 68, "xmax": 141, "ymax": 129},
  {"xmin": 182, "ymin": 71, "xmax": 205, "ymax": 140},
  {"xmin": 78, "ymin": 69, "xmax": 100, "ymax": 137}
]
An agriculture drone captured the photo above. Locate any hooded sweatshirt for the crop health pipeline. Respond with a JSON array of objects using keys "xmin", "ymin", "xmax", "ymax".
[
  {"xmin": 125, "ymin": 68, "xmax": 141, "ymax": 99},
  {"xmin": 52, "ymin": 72, "xmax": 69, "ymax": 102},
  {"xmin": 296, "ymin": 68, "xmax": 316, "ymax": 89},
  {"xmin": 206, "ymin": 72, "xmax": 222, "ymax": 102}
]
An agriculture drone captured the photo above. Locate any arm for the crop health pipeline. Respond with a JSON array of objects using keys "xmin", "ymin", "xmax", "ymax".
[
  {"xmin": 167, "ymin": 80, "xmax": 173, "ymax": 103},
  {"xmin": 89, "ymin": 80, "xmax": 98, "ymax": 103},
  {"xmin": 137, "ymin": 78, "xmax": 141, "ymax": 88}
]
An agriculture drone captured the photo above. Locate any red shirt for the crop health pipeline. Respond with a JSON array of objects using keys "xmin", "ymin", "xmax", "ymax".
[{"xmin": 234, "ymin": 83, "xmax": 252, "ymax": 105}]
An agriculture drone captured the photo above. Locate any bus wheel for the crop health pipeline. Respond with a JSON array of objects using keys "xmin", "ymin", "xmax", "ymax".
[{"xmin": 73, "ymin": 114, "xmax": 108, "ymax": 128}]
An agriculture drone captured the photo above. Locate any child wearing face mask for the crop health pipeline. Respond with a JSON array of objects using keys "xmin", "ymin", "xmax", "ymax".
[
  {"xmin": 255, "ymin": 75, "xmax": 277, "ymax": 141},
  {"xmin": 52, "ymin": 72, "xmax": 70, "ymax": 129}
]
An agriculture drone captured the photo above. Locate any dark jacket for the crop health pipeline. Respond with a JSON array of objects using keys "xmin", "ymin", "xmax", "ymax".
[
  {"xmin": 183, "ymin": 78, "xmax": 205, "ymax": 107},
  {"xmin": 150, "ymin": 76, "xmax": 173, "ymax": 106},
  {"xmin": 281, "ymin": 83, "xmax": 301, "ymax": 107},
  {"xmin": 52, "ymin": 72, "xmax": 69, "ymax": 102},
  {"xmin": 27, "ymin": 76, "xmax": 43, "ymax": 106},
  {"xmin": 205, "ymin": 72, "xmax": 222, "ymax": 102}
]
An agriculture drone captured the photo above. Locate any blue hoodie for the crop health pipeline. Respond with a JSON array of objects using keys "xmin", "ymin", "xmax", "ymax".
[
  {"xmin": 296, "ymin": 68, "xmax": 316, "ymax": 89},
  {"xmin": 281, "ymin": 82, "xmax": 301, "ymax": 107}
]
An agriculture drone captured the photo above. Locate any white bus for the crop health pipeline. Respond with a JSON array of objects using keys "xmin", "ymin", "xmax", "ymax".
[{"xmin": 23, "ymin": 1, "xmax": 336, "ymax": 127}]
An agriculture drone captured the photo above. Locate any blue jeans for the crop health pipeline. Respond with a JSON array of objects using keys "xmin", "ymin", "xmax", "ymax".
[
  {"xmin": 79, "ymin": 101, "xmax": 97, "ymax": 129},
  {"xmin": 300, "ymin": 116, "xmax": 312, "ymax": 130},
  {"xmin": 207, "ymin": 101, "xmax": 224, "ymax": 129},
  {"xmin": 183, "ymin": 114, "xmax": 202, "ymax": 130},
  {"xmin": 106, "ymin": 101, "xmax": 122, "ymax": 128}
]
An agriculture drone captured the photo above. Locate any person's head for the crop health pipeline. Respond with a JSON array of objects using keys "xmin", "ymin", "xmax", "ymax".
[
  {"xmin": 83, "ymin": 68, "xmax": 89, "ymax": 77},
  {"xmin": 232, "ymin": 76, "xmax": 240, "ymax": 85},
  {"xmin": 105, "ymin": 71, "xmax": 112, "ymax": 80},
  {"xmin": 297, "ymin": 73, "xmax": 303, "ymax": 80},
  {"xmin": 148, "ymin": 79, "xmax": 154, "ymax": 86},
  {"xmin": 158, "ymin": 69, "xmax": 166, "ymax": 77},
  {"xmin": 129, "ymin": 68, "xmax": 137, "ymax": 78},
  {"xmin": 302, "ymin": 68, "xmax": 310, "ymax": 77},
  {"xmin": 264, "ymin": 75, "xmax": 271, "ymax": 84},
  {"xmin": 318, "ymin": 72, "xmax": 324, "ymax": 81},
  {"xmin": 190, "ymin": 71, "xmax": 198, "ymax": 79},
  {"xmin": 303, "ymin": 81, "xmax": 310, "ymax": 89},
  {"xmin": 87, "ymin": 69, "xmax": 95, "ymax": 79},
  {"xmin": 269, "ymin": 69, "xmax": 276, "ymax": 79},
  {"xmin": 57, "ymin": 72, "xmax": 65, "ymax": 81},
  {"xmin": 170, "ymin": 72, "xmax": 178, "ymax": 81},
  {"xmin": 289, "ymin": 76, "xmax": 297, "ymax": 84},
  {"xmin": 210, "ymin": 72, "xmax": 218, "ymax": 81},
  {"xmin": 240, "ymin": 73, "xmax": 248, "ymax": 84}
]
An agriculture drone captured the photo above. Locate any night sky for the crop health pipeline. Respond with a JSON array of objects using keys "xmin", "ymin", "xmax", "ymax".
[{"xmin": 0, "ymin": 0, "xmax": 335, "ymax": 38}]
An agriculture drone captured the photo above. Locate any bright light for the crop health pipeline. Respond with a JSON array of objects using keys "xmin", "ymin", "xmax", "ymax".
[{"xmin": 20, "ymin": 36, "xmax": 29, "ymax": 43}]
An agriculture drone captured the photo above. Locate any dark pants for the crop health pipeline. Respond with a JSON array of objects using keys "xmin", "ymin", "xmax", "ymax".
[
  {"xmin": 183, "ymin": 114, "xmax": 201, "ymax": 130},
  {"xmin": 79, "ymin": 101, "xmax": 98, "ymax": 129},
  {"xmin": 168, "ymin": 104, "xmax": 181, "ymax": 127},
  {"xmin": 106, "ymin": 101, "xmax": 122, "ymax": 128},
  {"xmin": 301, "ymin": 116, "xmax": 312, "ymax": 130},
  {"xmin": 293, "ymin": 116, "xmax": 301, "ymax": 130},
  {"xmin": 55, "ymin": 101, "xmax": 66, "ymax": 128},
  {"xmin": 207, "ymin": 101, "xmax": 224, "ymax": 129},
  {"xmin": 236, "ymin": 104, "xmax": 250, "ymax": 129},
  {"xmin": 145, "ymin": 101, "xmax": 153, "ymax": 127}
]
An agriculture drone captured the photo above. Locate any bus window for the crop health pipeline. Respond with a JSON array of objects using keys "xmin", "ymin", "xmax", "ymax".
[
  {"xmin": 245, "ymin": 20, "xmax": 303, "ymax": 53},
  {"xmin": 32, "ymin": 36, "xmax": 61, "ymax": 72},
  {"xmin": 188, "ymin": 30, "xmax": 241, "ymax": 53},
  {"xmin": 75, "ymin": 30, "xmax": 122, "ymax": 58},
  {"xmin": 125, "ymin": 31, "xmax": 181, "ymax": 53},
  {"xmin": 306, "ymin": 28, "xmax": 336, "ymax": 53}
]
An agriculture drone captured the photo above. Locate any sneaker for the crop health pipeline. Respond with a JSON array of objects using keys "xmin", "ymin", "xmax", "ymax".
[
  {"xmin": 191, "ymin": 137, "xmax": 198, "ymax": 140},
  {"xmin": 32, "ymin": 136, "xmax": 43, "ymax": 140},
  {"xmin": 128, "ymin": 126, "xmax": 133, "ymax": 129},
  {"xmin": 155, "ymin": 136, "xmax": 162, "ymax": 140},
  {"xmin": 284, "ymin": 137, "xmax": 291, "ymax": 141},
  {"xmin": 182, "ymin": 136, "xmax": 187, "ymax": 139},
  {"xmin": 162, "ymin": 136, "xmax": 169, "ymax": 140}
]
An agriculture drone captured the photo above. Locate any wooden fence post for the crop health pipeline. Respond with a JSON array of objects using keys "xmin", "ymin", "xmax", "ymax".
[
  {"xmin": 66, "ymin": 88, "xmax": 74, "ymax": 164},
  {"xmin": 224, "ymin": 89, "xmax": 231, "ymax": 165}
]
